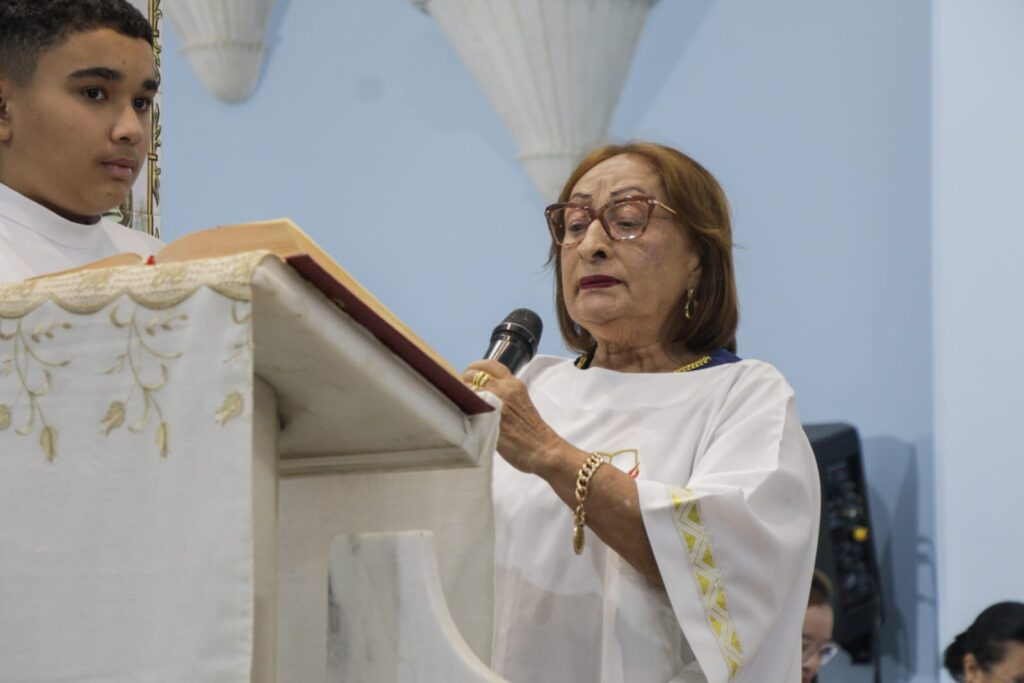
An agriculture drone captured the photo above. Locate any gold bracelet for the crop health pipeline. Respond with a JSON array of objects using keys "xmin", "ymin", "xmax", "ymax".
[{"xmin": 573, "ymin": 453, "xmax": 605, "ymax": 555}]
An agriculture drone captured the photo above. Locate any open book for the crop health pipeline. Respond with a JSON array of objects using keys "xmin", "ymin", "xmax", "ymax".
[{"xmin": 59, "ymin": 219, "xmax": 492, "ymax": 416}]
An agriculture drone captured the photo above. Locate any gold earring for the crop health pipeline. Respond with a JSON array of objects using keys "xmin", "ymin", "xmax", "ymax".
[{"xmin": 684, "ymin": 289, "xmax": 695, "ymax": 320}]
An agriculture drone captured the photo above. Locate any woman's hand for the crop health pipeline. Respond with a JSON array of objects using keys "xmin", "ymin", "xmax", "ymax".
[
  {"xmin": 463, "ymin": 360, "xmax": 563, "ymax": 475},
  {"xmin": 464, "ymin": 360, "xmax": 663, "ymax": 584}
]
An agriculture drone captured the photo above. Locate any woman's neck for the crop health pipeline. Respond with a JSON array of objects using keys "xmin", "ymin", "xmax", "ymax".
[{"xmin": 591, "ymin": 340, "xmax": 703, "ymax": 373}]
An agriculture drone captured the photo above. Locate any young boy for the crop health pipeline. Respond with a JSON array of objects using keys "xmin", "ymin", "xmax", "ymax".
[{"xmin": 0, "ymin": 0, "xmax": 163, "ymax": 283}]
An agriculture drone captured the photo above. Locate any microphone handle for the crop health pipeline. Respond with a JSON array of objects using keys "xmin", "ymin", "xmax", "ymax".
[{"xmin": 485, "ymin": 336, "xmax": 532, "ymax": 375}]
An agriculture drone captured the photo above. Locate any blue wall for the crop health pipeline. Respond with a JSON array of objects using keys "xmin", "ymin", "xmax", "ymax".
[
  {"xmin": 933, "ymin": 0, "xmax": 1024, "ymax": 676},
  {"xmin": 161, "ymin": 1, "xmax": 939, "ymax": 680}
]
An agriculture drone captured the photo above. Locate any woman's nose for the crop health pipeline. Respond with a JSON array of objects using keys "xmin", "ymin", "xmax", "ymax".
[{"xmin": 575, "ymin": 218, "xmax": 610, "ymax": 258}]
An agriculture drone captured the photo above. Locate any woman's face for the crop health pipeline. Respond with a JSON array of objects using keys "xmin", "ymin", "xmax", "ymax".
[
  {"xmin": 965, "ymin": 642, "xmax": 1024, "ymax": 682},
  {"xmin": 801, "ymin": 604, "xmax": 834, "ymax": 683},
  {"xmin": 560, "ymin": 154, "xmax": 699, "ymax": 349}
]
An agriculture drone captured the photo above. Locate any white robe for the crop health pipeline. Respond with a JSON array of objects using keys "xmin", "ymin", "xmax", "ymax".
[
  {"xmin": 0, "ymin": 182, "xmax": 162, "ymax": 283},
  {"xmin": 491, "ymin": 355, "xmax": 820, "ymax": 683}
]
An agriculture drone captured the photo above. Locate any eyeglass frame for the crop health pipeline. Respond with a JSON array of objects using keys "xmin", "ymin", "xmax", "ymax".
[
  {"xmin": 545, "ymin": 194, "xmax": 679, "ymax": 246},
  {"xmin": 801, "ymin": 637, "xmax": 840, "ymax": 667}
]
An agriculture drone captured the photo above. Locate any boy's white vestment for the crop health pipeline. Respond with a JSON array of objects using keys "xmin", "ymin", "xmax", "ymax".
[{"xmin": 0, "ymin": 182, "xmax": 162, "ymax": 282}]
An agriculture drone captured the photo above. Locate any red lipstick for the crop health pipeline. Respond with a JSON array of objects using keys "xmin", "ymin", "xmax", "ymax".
[{"xmin": 579, "ymin": 275, "xmax": 622, "ymax": 289}]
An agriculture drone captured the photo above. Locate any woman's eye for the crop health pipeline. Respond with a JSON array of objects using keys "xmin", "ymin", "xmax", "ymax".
[
  {"xmin": 82, "ymin": 87, "xmax": 107, "ymax": 101},
  {"xmin": 566, "ymin": 220, "xmax": 591, "ymax": 235},
  {"xmin": 133, "ymin": 97, "xmax": 152, "ymax": 112},
  {"xmin": 612, "ymin": 219, "xmax": 643, "ymax": 233}
]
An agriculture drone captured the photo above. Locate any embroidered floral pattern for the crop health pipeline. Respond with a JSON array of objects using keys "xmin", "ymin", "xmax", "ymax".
[
  {"xmin": 215, "ymin": 392, "xmax": 244, "ymax": 426},
  {"xmin": 0, "ymin": 316, "xmax": 72, "ymax": 460},
  {"xmin": 0, "ymin": 252, "xmax": 269, "ymax": 461},
  {"xmin": 102, "ymin": 304, "xmax": 186, "ymax": 457}
]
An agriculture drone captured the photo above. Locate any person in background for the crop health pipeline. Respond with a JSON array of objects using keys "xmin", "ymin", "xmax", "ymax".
[
  {"xmin": 0, "ymin": 0, "xmax": 162, "ymax": 283},
  {"xmin": 944, "ymin": 601, "xmax": 1024, "ymax": 683},
  {"xmin": 802, "ymin": 570, "xmax": 839, "ymax": 682},
  {"xmin": 465, "ymin": 141, "xmax": 820, "ymax": 682}
]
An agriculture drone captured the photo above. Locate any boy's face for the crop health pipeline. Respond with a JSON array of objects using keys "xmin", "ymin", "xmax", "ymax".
[{"xmin": 0, "ymin": 28, "xmax": 157, "ymax": 222}]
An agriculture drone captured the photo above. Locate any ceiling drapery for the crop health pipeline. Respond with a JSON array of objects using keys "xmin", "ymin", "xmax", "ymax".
[{"xmin": 412, "ymin": 0, "xmax": 659, "ymax": 201}]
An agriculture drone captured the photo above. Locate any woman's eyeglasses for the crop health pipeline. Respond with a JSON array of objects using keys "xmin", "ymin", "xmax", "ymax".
[{"xmin": 545, "ymin": 195, "xmax": 678, "ymax": 246}]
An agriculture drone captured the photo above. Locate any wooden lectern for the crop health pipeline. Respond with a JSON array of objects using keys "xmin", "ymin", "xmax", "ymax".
[{"xmin": 0, "ymin": 227, "xmax": 507, "ymax": 682}]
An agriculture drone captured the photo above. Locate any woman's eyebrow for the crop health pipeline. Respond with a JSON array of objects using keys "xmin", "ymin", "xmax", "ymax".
[{"xmin": 570, "ymin": 186, "xmax": 647, "ymax": 202}]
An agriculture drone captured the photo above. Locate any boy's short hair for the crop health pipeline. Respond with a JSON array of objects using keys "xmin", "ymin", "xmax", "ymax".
[{"xmin": 0, "ymin": 0, "xmax": 153, "ymax": 85}]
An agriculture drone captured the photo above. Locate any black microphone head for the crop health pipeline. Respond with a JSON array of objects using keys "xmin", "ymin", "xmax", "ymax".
[
  {"xmin": 491, "ymin": 308, "xmax": 542, "ymax": 354},
  {"xmin": 485, "ymin": 308, "xmax": 543, "ymax": 373}
]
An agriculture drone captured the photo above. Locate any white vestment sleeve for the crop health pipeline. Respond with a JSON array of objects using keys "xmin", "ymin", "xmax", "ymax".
[{"xmin": 637, "ymin": 363, "xmax": 820, "ymax": 682}]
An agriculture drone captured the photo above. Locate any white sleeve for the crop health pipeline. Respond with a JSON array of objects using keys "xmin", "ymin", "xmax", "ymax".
[{"xmin": 637, "ymin": 365, "xmax": 820, "ymax": 682}]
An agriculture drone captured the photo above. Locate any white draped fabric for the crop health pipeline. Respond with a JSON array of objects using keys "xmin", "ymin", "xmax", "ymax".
[
  {"xmin": 0, "ymin": 182, "xmax": 162, "ymax": 283},
  {"xmin": 491, "ymin": 356, "xmax": 820, "ymax": 683},
  {"xmin": 0, "ymin": 253, "xmax": 265, "ymax": 682},
  {"xmin": 0, "ymin": 250, "xmax": 509, "ymax": 682}
]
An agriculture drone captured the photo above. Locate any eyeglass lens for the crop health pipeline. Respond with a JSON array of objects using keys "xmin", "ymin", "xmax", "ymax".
[{"xmin": 802, "ymin": 639, "xmax": 839, "ymax": 666}]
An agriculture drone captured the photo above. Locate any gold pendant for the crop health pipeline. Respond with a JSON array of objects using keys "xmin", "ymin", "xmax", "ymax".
[{"xmin": 573, "ymin": 523, "xmax": 584, "ymax": 554}]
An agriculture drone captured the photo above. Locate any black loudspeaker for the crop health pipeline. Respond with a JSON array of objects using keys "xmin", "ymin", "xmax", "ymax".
[{"xmin": 803, "ymin": 423, "xmax": 883, "ymax": 665}]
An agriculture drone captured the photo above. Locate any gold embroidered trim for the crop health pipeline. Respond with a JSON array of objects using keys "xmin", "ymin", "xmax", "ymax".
[
  {"xmin": 669, "ymin": 485, "xmax": 744, "ymax": 678},
  {"xmin": 0, "ymin": 251, "xmax": 271, "ymax": 318},
  {"xmin": 594, "ymin": 448, "xmax": 640, "ymax": 478},
  {"xmin": 1, "ymin": 253, "xmax": 265, "ymax": 460}
]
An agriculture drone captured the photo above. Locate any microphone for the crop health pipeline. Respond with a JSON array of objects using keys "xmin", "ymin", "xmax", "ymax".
[{"xmin": 484, "ymin": 308, "xmax": 543, "ymax": 375}]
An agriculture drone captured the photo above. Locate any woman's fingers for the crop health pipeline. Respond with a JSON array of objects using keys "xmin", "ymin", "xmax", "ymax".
[{"xmin": 463, "ymin": 359, "xmax": 511, "ymax": 390}]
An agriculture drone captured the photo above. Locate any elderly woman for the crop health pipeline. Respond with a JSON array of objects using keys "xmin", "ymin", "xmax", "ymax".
[{"xmin": 465, "ymin": 142, "xmax": 820, "ymax": 682}]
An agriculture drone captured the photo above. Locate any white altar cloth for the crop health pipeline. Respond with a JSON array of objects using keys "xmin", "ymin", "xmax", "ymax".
[
  {"xmin": 0, "ymin": 251, "xmax": 502, "ymax": 682},
  {"xmin": 0, "ymin": 254, "xmax": 265, "ymax": 682}
]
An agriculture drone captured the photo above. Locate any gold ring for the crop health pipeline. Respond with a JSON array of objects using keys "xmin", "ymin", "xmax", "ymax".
[{"xmin": 471, "ymin": 370, "xmax": 491, "ymax": 391}]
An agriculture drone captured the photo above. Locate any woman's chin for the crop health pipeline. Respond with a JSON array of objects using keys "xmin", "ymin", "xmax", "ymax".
[{"xmin": 569, "ymin": 301, "xmax": 625, "ymax": 330}]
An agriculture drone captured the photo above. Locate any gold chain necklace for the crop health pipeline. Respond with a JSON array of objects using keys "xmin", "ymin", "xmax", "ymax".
[
  {"xmin": 575, "ymin": 352, "xmax": 713, "ymax": 372},
  {"xmin": 674, "ymin": 355, "xmax": 712, "ymax": 373}
]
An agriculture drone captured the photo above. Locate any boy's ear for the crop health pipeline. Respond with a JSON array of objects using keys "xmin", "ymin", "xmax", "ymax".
[{"xmin": 0, "ymin": 77, "xmax": 12, "ymax": 142}]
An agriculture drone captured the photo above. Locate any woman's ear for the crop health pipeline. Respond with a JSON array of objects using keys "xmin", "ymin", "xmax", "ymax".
[
  {"xmin": 963, "ymin": 652, "xmax": 982, "ymax": 682},
  {"xmin": 688, "ymin": 264, "xmax": 703, "ymax": 292}
]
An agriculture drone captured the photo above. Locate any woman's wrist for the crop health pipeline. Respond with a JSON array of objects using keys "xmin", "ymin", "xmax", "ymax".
[{"xmin": 532, "ymin": 436, "xmax": 589, "ymax": 482}]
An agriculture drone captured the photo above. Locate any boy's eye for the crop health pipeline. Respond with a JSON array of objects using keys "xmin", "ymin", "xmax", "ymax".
[
  {"xmin": 82, "ymin": 87, "xmax": 106, "ymax": 100},
  {"xmin": 133, "ymin": 97, "xmax": 152, "ymax": 112}
]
